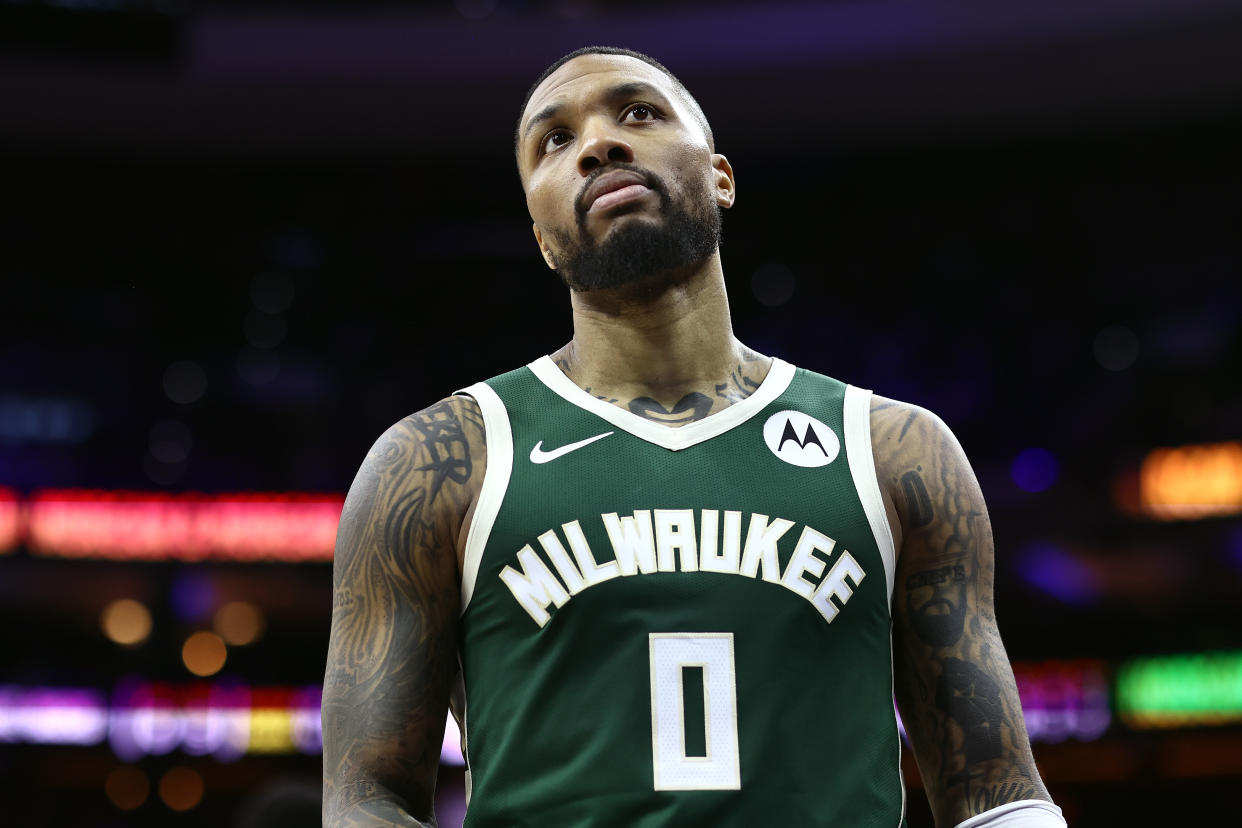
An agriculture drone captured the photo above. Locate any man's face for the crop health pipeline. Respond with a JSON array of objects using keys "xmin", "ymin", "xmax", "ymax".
[{"xmin": 516, "ymin": 54, "xmax": 734, "ymax": 292}]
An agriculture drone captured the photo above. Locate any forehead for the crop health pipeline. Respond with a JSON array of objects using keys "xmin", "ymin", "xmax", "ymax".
[{"xmin": 522, "ymin": 54, "xmax": 679, "ymax": 130}]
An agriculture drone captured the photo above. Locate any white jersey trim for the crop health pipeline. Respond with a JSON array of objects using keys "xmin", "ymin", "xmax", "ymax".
[
  {"xmin": 888, "ymin": 625, "xmax": 908, "ymax": 828},
  {"xmin": 954, "ymin": 800, "xmax": 1066, "ymax": 828},
  {"xmin": 455, "ymin": 382, "xmax": 513, "ymax": 614},
  {"xmin": 527, "ymin": 355, "xmax": 797, "ymax": 452},
  {"xmin": 843, "ymin": 384, "xmax": 897, "ymax": 607}
]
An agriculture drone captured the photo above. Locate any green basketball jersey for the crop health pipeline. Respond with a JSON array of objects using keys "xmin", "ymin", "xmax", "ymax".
[{"xmin": 456, "ymin": 356, "xmax": 906, "ymax": 827}]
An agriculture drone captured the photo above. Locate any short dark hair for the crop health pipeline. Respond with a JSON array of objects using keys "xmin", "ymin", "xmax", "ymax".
[{"xmin": 514, "ymin": 46, "xmax": 714, "ymax": 163}]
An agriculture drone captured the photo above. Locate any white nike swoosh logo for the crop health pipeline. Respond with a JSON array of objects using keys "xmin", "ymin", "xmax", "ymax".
[{"xmin": 530, "ymin": 431, "xmax": 614, "ymax": 464}]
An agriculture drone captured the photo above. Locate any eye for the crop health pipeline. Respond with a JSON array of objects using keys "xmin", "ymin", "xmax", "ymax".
[
  {"xmin": 622, "ymin": 104, "xmax": 659, "ymax": 123},
  {"xmin": 539, "ymin": 129, "xmax": 572, "ymax": 156}
]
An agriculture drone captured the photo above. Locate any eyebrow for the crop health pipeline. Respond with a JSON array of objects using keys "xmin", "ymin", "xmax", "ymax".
[{"xmin": 521, "ymin": 81, "xmax": 667, "ymax": 144}]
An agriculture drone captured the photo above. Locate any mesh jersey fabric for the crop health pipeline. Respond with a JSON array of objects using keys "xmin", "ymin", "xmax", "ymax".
[{"xmin": 456, "ymin": 357, "xmax": 906, "ymax": 828}]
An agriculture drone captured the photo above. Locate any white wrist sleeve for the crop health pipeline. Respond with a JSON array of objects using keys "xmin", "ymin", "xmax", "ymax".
[{"xmin": 954, "ymin": 800, "xmax": 1067, "ymax": 828}]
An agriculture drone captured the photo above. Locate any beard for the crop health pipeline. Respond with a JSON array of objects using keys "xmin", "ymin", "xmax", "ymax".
[{"xmin": 548, "ymin": 165, "xmax": 722, "ymax": 293}]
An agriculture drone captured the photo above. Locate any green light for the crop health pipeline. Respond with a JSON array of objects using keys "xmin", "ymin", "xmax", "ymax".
[{"xmin": 1116, "ymin": 651, "xmax": 1242, "ymax": 727}]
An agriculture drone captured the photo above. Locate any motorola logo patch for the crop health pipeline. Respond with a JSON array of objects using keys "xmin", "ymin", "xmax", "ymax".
[{"xmin": 762, "ymin": 411, "xmax": 840, "ymax": 468}]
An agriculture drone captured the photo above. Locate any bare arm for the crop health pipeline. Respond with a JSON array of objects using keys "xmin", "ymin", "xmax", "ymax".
[
  {"xmin": 872, "ymin": 396, "xmax": 1050, "ymax": 826},
  {"xmin": 322, "ymin": 397, "xmax": 484, "ymax": 827}
]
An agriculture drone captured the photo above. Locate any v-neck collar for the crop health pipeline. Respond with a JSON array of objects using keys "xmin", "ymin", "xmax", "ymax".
[{"xmin": 526, "ymin": 355, "xmax": 796, "ymax": 452}]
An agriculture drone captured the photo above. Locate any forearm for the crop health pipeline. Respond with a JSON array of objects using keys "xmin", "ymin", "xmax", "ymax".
[
  {"xmin": 323, "ymin": 781, "xmax": 435, "ymax": 828},
  {"xmin": 895, "ymin": 623, "xmax": 1050, "ymax": 825}
]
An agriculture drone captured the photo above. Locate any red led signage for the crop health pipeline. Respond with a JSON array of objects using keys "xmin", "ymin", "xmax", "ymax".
[
  {"xmin": 24, "ymin": 489, "xmax": 343, "ymax": 562},
  {"xmin": 0, "ymin": 487, "xmax": 18, "ymax": 554}
]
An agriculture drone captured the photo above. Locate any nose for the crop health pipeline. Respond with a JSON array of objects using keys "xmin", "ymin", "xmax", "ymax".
[{"xmin": 576, "ymin": 117, "xmax": 634, "ymax": 175}]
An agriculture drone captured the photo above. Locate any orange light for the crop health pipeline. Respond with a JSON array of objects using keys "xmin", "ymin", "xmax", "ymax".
[
  {"xmin": 158, "ymin": 766, "xmax": 204, "ymax": 812},
  {"xmin": 182, "ymin": 632, "xmax": 227, "ymax": 677},
  {"xmin": 1139, "ymin": 441, "xmax": 1242, "ymax": 520},
  {"xmin": 213, "ymin": 601, "xmax": 265, "ymax": 646},
  {"xmin": 0, "ymin": 487, "xmax": 18, "ymax": 554},
  {"xmin": 105, "ymin": 766, "xmax": 149, "ymax": 810},
  {"xmin": 101, "ymin": 599, "xmax": 153, "ymax": 647}
]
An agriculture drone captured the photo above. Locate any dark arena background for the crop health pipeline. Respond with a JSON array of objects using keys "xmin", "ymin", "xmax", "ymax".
[{"xmin": 3, "ymin": 1, "xmax": 1241, "ymax": 825}]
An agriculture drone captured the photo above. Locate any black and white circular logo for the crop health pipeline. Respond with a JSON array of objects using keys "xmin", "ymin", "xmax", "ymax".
[{"xmin": 762, "ymin": 411, "xmax": 840, "ymax": 468}]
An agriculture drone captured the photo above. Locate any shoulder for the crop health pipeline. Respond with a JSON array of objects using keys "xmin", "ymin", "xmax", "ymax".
[
  {"xmin": 366, "ymin": 395, "xmax": 486, "ymax": 493},
  {"xmin": 868, "ymin": 394, "xmax": 955, "ymax": 472},
  {"xmin": 339, "ymin": 395, "xmax": 488, "ymax": 569},
  {"xmin": 867, "ymin": 393, "xmax": 980, "ymax": 537}
]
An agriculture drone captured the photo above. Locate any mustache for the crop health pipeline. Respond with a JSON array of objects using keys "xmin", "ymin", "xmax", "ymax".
[{"xmin": 574, "ymin": 164, "xmax": 666, "ymax": 216}]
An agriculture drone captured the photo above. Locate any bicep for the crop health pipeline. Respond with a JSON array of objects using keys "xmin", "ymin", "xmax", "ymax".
[
  {"xmin": 872, "ymin": 400, "xmax": 1047, "ymax": 825},
  {"xmin": 321, "ymin": 398, "xmax": 482, "ymax": 824}
]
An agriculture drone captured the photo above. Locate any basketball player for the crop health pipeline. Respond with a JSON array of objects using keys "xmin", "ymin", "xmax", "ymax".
[{"xmin": 322, "ymin": 47, "xmax": 1066, "ymax": 828}]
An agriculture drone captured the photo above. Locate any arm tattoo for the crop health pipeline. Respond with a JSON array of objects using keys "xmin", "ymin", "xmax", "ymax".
[
  {"xmin": 905, "ymin": 564, "xmax": 967, "ymax": 648},
  {"xmin": 973, "ymin": 781, "xmax": 1039, "ymax": 813},
  {"xmin": 873, "ymin": 398, "xmax": 1049, "ymax": 825},
  {"xmin": 322, "ymin": 398, "xmax": 483, "ymax": 827},
  {"xmin": 900, "ymin": 469, "xmax": 935, "ymax": 529}
]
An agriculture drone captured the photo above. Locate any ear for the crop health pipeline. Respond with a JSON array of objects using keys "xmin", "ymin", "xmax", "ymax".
[
  {"xmin": 711, "ymin": 154, "xmax": 736, "ymax": 209},
  {"xmin": 532, "ymin": 223, "xmax": 557, "ymax": 270}
]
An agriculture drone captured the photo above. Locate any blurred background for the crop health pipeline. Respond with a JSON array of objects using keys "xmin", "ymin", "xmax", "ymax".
[{"xmin": 2, "ymin": 0, "xmax": 1241, "ymax": 825}]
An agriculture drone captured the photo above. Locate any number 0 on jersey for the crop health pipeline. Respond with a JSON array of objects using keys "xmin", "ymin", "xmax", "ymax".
[{"xmin": 648, "ymin": 633, "xmax": 742, "ymax": 791}]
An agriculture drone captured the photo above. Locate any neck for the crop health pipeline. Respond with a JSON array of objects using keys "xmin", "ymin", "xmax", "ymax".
[{"xmin": 551, "ymin": 253, "xmax": 770, "ymax": 413}]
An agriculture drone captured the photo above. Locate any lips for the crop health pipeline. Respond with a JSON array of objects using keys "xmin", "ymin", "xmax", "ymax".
[{"xmin": 581, "ymin": 169, "xmax": 654, "ymax": 213}]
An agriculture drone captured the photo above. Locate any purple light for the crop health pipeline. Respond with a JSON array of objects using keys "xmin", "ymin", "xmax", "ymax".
[
  {"xmin": 1011, "ymin": 447, "xmax": 1059, "ymax": 493},
  {"xmin": 0, "ymin": 680, "xmax": 462, "ymax": 764},
  {"xmin": 291, "ymin": 686, "xmax": 323, "ymax": 755},
  {"xmin": 170, "ymin": 570, "xmax": 216, "ymax": 622},
  {"xmin": 1229, "ymin": 528, "xmax": 1242, "ymax": 572},
  {"xmin": 109, "ymin": 681, "xmax": 183, "ymax": 759},
  {"xmin": 1015, "ymin": 662, "xmax": 1111, "ymax": 743},
  {"xmin": 0, "ymin": 686, "xmax": 108, "ymax": 745},
  {"xmin": 1017, "ymin": 542, "xmax": 1098, "ymax": 605}
]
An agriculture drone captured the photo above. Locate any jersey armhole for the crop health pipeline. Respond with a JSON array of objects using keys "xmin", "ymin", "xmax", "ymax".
[
  {"xmin": 455, "ymin": 382, "xmax": 514, "ymax": 614},
  {"xmin": 843, "ymin": 385, "xmax": 898, "ymax": 608}
]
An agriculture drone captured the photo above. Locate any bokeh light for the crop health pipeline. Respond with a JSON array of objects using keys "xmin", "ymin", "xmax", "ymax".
[
  {"xmin": 100, "ymin": 599, "xmax": 153, "ymax": 647},
  {"xmin": 23, "ymin": 489, "xmax": 343, "ymax": 562},
  {"xmin": 1094, "ymin": 325, "xmax": 1140, "ymax": 371},
  {"xmin": 1017, "ymin": 542, "xmax": 1098, "ymax": 605},
  {"xmin": 0, "ymin": 396, "xmax": 95, "ymax": 444},
  {"xmin": 171, "ymin": 571, "xmax": 216, "ymax": 623},
  {"xmin": 214, "ymin": 601, "xmax": 265, "ymax": 646},
  {"xmin": 1011, "ymin": 447, "xmax": 1059, "ymax": 493},
  {"xmin": 158, "ymin": 766, "xmax": 204, "ymax": 812},
  {"xmin": 162, "ymin": 361, "xmax": 207, "ymax": 405},
  {"xmin": 249, "ymin": 271, "xmax": 295, "ymax": 314},
  {"xmin": 243, "ymin": 310, "xmax": 287, "ymax": 349},
  {"xmin": 1140, "ymin": 440, "xmax": 1242, "ymax": 520},
  {"xmin": 0, "ymin": 487, "xmax": 18, "ymax": 553},
  {"xmin": 105, "ymin": 766, "xmax": 149, "ymax": 811},
  {"xmin": 1116, "ymin": 650, "xmax": 1242, "ymax": 728},
  {"xmin": 750, "ymin": 262, "xmax": 797, "ymax": 307},
  {"xmin": 182, "ymin": 632, "xmax": 228, "ymax": 677},
  {"xmin": 236, "ymin": 347, "xmax": 281, "ymax": 386},
  {"xmin": 143, "ymin": 453, "xmax": 187, "ymax": 487},
  {"xmin": 147, "ymin": 420, "xmax": 193, "ymax": 465}
]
